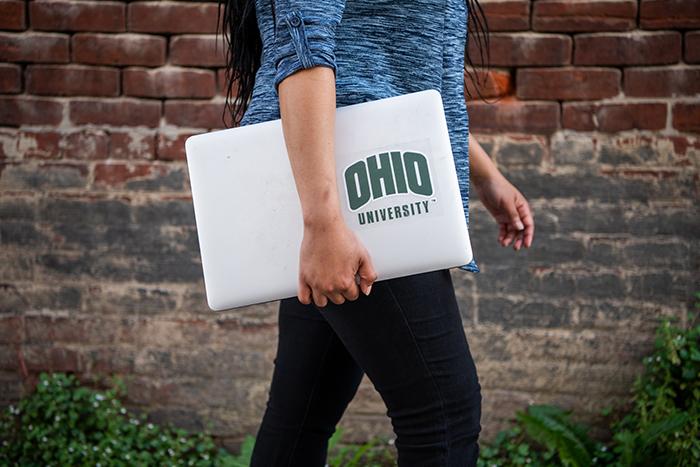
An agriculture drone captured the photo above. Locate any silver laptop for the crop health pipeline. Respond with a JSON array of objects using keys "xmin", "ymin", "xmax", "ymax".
[{"xmin": 185, "ymin": 88, "xmax": 473, "ymax": 311}]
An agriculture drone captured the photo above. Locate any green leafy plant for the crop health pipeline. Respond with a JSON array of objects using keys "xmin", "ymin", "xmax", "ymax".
[
  {"xmin": 229, "ymin": 435, "xmax": 255, "ymax": 466},
  {"xmin": 607, "ymin": 294, "xmax": 700, "ymax": 466},
  {"xmin": 0, "ymin": 372, "xmax": 238, "ymax": 466},
  {"xmin": 326, "ymin": 426, "xmax": 395, "ymax": 467},
  {"xmin": 476, "ymin": 404, "xmax": 613, "ymax": 467},
  {"xmin": 478, "ymin": 292, "xmax": 700, "ymax": 467}
]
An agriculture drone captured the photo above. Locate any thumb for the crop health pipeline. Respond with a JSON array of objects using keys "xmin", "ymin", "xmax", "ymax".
[
  {"xmin": 506, "ymin": 201, "xmax": 524, "ymax": 231},
  {"xmin": 357, "ymin": 250, "xmax": 377, "ymax": 296}
]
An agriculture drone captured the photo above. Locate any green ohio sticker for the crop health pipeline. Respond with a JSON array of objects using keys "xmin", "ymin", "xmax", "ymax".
[{"xmin": 341, "ymin": 145, "xmax": 440, "ymax": 228}]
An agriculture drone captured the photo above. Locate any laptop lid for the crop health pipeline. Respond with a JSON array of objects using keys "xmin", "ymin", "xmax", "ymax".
[{"xmin": 185, "ymin": 88, "xmax": 473, "ymax": 311}]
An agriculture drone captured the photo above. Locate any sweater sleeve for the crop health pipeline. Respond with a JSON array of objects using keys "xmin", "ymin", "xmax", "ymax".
[{"xmin": 271, "ymin": 1, "xmax": 346, "ymax": 95}]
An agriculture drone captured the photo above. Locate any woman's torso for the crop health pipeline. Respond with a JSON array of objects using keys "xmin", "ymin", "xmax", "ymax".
[{"xmin": 240, "ymin": 0, "xmax": 480, "ymax": 274}]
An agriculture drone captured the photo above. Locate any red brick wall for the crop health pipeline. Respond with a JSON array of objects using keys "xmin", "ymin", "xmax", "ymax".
[{"xmin": 1, "ymin": 0, "xmax": 698, "ymax": 451}]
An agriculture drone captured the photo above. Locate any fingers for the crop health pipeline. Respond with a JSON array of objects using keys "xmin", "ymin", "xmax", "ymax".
[
  {"xmin": 357, "ymin": 249, "xmax": 378, "ymax": 296},
  {"xmin": 299, "ymin": 249, "xmax": 378, "ymax": 309},
  {"xmin": 297, "ymin": 275, "xmax": 312, "ymax": 305},
  {"xmin": 312, "ymin": 288, "xmax": 328, "ymax": 308},
  {"xmin": 500, "ymin": 196, "xmax": 534, "ymax": 251},
  {"xmin": 301, "ymin": 275, "xmax": 363, "ymax": 308},
  {"xmin": 517, "ymin": 199, "xmax": 535, "ymax": 248}
]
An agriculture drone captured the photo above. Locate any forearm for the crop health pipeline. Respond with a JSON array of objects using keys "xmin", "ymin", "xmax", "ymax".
[
  {"xmin": 278, "ymin": 66, "xmax": 341, "ymax": 227},
  {"xmin": 468, "ymin": 133, "xmax": 500, "ymax": 183}
]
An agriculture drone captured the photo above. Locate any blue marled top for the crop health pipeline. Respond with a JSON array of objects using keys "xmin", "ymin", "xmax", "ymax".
[{"xmin": 239, "ymin": 0, "xmax": 480, "ymax": 273}]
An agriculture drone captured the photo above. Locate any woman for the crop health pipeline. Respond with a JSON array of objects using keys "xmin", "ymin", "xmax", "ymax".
[{"xmin": 216, "ymin": 1, "xmax": 535, "ymax": 465}]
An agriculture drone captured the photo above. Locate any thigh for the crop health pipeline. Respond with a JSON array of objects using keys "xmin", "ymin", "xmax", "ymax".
[
  {"xmin": 317, "ymin": 268, "xmax": 482, "ymax": 466},
  {"xmin": 250, "ymin": 296, "xmax": 365, "ymax": 467}
]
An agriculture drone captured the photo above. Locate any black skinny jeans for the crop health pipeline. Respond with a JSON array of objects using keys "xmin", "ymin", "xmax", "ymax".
[{"xmin": 249, "ymin": 268, "xmax": 482, "ymax": 466}]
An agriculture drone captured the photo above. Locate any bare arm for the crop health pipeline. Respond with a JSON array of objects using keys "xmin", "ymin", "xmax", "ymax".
[
  {"xmin": 468, "ymin": 133, "xmax": 500, "ymax": 184},
  {"xmin": 278, "ymin": 67, "xmax": 342, "ymax": 227},
  {"xmin": 278, "ymin": 67, "xmax": 377, "ymax": 307}
]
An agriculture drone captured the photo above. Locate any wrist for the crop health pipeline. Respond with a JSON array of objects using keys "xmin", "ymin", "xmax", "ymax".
[
  {"xmin": 471, "ymin": 165, "xmax": 501, "ymax": 186},
  {"xmin": 303, "ymin": 206, "xmax": 343, "ymax": 230}
]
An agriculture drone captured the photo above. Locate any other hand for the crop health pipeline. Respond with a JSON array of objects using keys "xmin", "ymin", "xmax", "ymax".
[{"xmin": 472, "ymin": 172, "xmax": 534, "ymax": 251}]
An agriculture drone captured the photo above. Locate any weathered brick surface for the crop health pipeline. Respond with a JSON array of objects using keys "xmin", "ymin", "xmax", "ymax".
[
  {"xmin": 533, "ymin": 0, "xmax": 638, "ymax": 32},
  {"xmin": 0, "ymin": 1, "xmax": 25, "ymax": 31},
  {"xmin": 0, "ymin": 0, "xmax": 697, "ymax": 454}
]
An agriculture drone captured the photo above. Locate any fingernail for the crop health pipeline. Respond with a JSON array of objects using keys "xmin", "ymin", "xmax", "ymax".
[
  {"xmin": 516, "ymin": 221, "xmax": 524, "ymax": 230},
  {"xmin": 365, "ymin": 284, "xmax": 372, "ymax": 296}
]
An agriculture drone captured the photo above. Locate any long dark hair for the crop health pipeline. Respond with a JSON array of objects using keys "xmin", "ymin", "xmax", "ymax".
[{"xmin": 216, "ymin": 0, "xmax": 491, "ymax": 127}]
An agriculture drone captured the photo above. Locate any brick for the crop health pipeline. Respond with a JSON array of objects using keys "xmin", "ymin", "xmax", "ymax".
[
  {"xmin": 542, "ymin": 203, "xmax": 699, "ymax": 238},
  {"xmin": 0, "ymin": 221, "xmax": 48, "ymax": 246},
  {"xmin": 627, "ymin": 271, "xmax": 693, "ymax": 301},
  {"xmin": 128, "ymin": 1, "xmax": 220, "ymax": 34},
  {"xmin": 597, "ymin": 134, "xmax": 700, "ymax": 166},
  {"xmin": 29, "ymin": 0, "xmax": 125, "ymax": 32},
  {"xmin": 0, "ymin": 1, "xmax": 25, "ymax": 30},
  {"xmin": 82, "ymin": 285, "xmax": 178, "ymax": 315},
  {"xmin": 0, "ymin": 252, "xmax": 33, "ymax": 283},
  {"xmin": 38, "ymin": 197, "xmax": 132, "ymax": 225},
  {"xmin": 498, "ymin": 165, "xmax": 696, "ymax": 203},
  {"xmin": 123, "ymin": 66, "xmax": 217, "ymax": 98},
  {"xmin": 0, "ymin": 96, "xmax": 64, "ymax": 126},
  {"xmin": 23, "ymin": 346, "xmax": 81, "ymax": 373},
  {"xmin": 0, "ymin": 63, "xmax": 21, "ymax": 93},
  {"xmin": 471, "ymin": 33, "xmax": 571, "ymax": 67},
  {"xmin": 563, "ymin": 102, "xmax": 667, "ymax": 132},
  {"xmin": 574, "ymin": 32, "xmax": 682, "ymax": 65},
  {"xmin": 72, "ymin": 33, "xmax": 166, "ymax": 66},
  {"xmin": 14, "ymin": 128, "xmax": 111, "ymax": 160},
  {"xmin": 479, "ymin": 297, "xmax": 571, "ymax": 330},
  {"xmin": 92, "ymin": 162, "xmax": 187, "ymax": 191},
  {"xmin": 0, "ymin": 128, "xmax": 19, "ymax": 160},
  {"xmin": 640, "ymin": 0, "xmax": 700, "ymax": 29},
  {"xmin": 578, "ymin": 301, "xmax": 682, "ymax": 333},
  {"xmin": 169, "ymin": 35, "xmax": 227, "ymax": 67},
  {"xmin": 0, "ymin": 316, "xmax": 22, "ymax": 344},
  {"xmin": 495, "ymin": 135, "xmax": 547, "ymax": 165},
  {"xmin": 26, "ymin": 65, "xmax": 120, "ymax": 97},
  {"xmin": 17, "ymin": 129, "xmax": 63, "ymax": 160},
  {"xmin": 4, "ymin": 285, "xmax": 81, "ymax": 313},
  {"xmin": 686, "ymin": 31, "xmax": 700, "ymax": 63},
  {"xmin": 82, "ymin": 347, "xmax": 136, "ymax": 374},
  {"xmin": 50, "ymin": 223, "xmax": 198, "ymax": 257},
  {"xmin": 672, "ymin": 102, "xmax": 700, "ymax": 133},
  {"xmin": 533, "ymin": 0, "xmax": 637, "ymax": 32},
  {"xmin": 0, "ymin": 162, "xmax": 89, "ymax": 190},
  {"xmin": 25, "ymin": 316, "xmax": 138, "ymax": 345},
  {"xmin": 467, "ymin": 99, "xmax": 560, "ymax": 134},
  {"xmin": 69, "ymin": 98, "xmax": 161, "ymax": 128},
  {"xmin": 132, "ymin": 254, "xmax": 203, "ymax": 283},
  {"xmin": 517, "ymin": 67, "xmax": 620, "ymax": 100},
  {"xmin": 164, "ymin": 100, "xmax": 234, "ymax": 129},
  {"xmin": 63, "ymin": 128, "xmax": 111, "ymax": 159},
  {"xmin": 625, "ymin": 67, "xmax": 700, "ymax": 97},
  {"xmin": 0, "ymin": 196, "xmax": 35, "ymax": 220},
  {"xmin": 132, "ymin": 199, "xmax": 196, "ymax": 226},
  {"xmin": 157, "ymin": 131, "xmax": 198, "ymax": 161},
  {"xmin": 550, "ymin": 132, "xmax": 595, "ymax": 165},
  {"xmin": 464, "ymin": 69, "xmax": 513, "ymax": 100},
  {"xmin": 480, "ymin": 0, "xmax": 530, "ymax": 31},
  {"xmin": 0, "ymin": 32, "xmax": 69, "ymax": 63},
  {"xmin": 109, "ymin": 130, "xmax": 157, "ymax": 160},
  {"xmin": 35, "ymin": 251, "xmax": 134, "ymax": 282}
]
